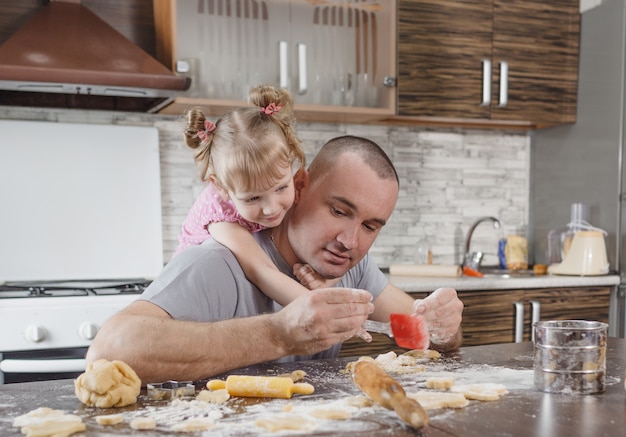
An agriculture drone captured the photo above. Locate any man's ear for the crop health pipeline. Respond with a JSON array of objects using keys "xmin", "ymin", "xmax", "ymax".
[{"xmin": 293, "ymin": 167, "xmax": 308, "ymax": 204}]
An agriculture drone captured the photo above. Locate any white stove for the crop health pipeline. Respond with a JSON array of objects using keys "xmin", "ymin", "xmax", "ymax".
[
  {"xmin": 0, "ymin": 283, "xmax": 144, "ymax": 383},
  {"xmin": 0, "ymin": 121, "xmax": 163, "ymax": 384}
]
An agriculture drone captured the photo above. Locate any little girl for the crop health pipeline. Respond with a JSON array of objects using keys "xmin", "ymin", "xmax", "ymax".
[{"xmin": 175, "ymin": 85, "xmax": 350, "ymax": 314}]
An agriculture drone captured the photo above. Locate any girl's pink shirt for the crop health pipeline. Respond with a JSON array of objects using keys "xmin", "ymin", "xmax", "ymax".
[{"xmin": 173, "ymin": 182, "xmax": 264, "ymax": 257}]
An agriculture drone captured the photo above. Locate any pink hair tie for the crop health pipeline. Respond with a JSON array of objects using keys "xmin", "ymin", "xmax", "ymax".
[
  {"xmin": 261, "ymin": 103, "xmax": 283, "ymax": 115},
  {"xmin": 196, "ymin": 120, "xmax": 216, "ymax": 142}
]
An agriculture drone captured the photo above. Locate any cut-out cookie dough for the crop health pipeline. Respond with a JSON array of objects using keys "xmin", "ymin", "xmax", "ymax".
[
  {"xmin": 344, "ymin": 394, "xmax": 374, "ymax": 408},
  {"xmin": 426, "ymin": 376, "xmax": 455, "ymax": 390},
  {"xmin": 12, "ymin": 407, "xmax": 85, "ymax": 437},
  {"xmin": 344, "ymin": 350, "xmax": 440, "ymax": 375},
  {"xmin": 170, "ymin": 418, "xmax": 215, "ymax": 432},
  {"xmin": 450, "ymin": 383, "xmax": 508, "ymax": 401},
  {"xmin": 196, "ymin": 388, "xmax": 230, "ymax": 404},
  {"xmin": 255, "ymin": 414, "xmax": 315, "ymax": 433},
  {"xmin": 309, "ymin": 408, "xmax": 351, "ymax": 420},
  {"xmin": 278, "ymin": 369, "xmax": 307, "ymax": 382},
  {"xmin": 406, "ymin": 391, "xmax": 469, "ymax": 410},
  {"xmin": 95, "ymin": 413, "xmax": 124, "ymax": 425},
  {"xmin": 75, "ymin": 359, "xmax": 141, "ymax": 408},
  {"xmin": 130, "ymin": 417, "xmax": 157, "ymax": 430},
  {"xmin": 402, "ymin": 349, "xmax": 441, "ymax": 360}
]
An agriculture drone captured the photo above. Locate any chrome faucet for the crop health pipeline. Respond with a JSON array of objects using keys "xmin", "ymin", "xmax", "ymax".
[{"xmin": 464, "ymin": 216, "xmax": 502, "ymax": 269}]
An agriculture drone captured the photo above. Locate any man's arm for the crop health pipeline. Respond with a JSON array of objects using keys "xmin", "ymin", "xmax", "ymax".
[
  {"xmin": 86, "ymin": 288, "xmax": 375, "ymax": 383},
  {"xmin": 370, "ymin": 283, "xmax": 463, "ymax": 352}
]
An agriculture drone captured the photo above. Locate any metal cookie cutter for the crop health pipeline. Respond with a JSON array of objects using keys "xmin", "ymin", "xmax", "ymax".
[{"xmin": 146, "ymin": 380, "xmax": 195, "ymax": 400}]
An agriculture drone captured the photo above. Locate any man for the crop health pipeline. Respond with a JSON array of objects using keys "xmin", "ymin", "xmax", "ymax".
[{"xmin": 86, "ymin": 136, "xmax": 463, "ymax": 383}]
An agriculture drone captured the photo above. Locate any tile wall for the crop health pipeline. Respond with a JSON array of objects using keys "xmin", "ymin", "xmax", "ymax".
[{"xmin": 0, "ymin": 107, "xmax": 529, "ymax": 268}]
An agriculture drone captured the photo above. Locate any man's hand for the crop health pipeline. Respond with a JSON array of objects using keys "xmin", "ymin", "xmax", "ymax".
[
  {"xmin": 274, "ymin": 287, "xmax": 374, "ymax": 355},
  {"xmin": 413, "ymin": 287, "xmax": 463, "ymax": 351}
]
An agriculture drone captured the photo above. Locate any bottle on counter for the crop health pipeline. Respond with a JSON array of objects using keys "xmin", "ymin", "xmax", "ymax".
[
  {"xmin": 547, "ymin": 203, "xmax": 589, "ymax": 265},
  {"xmin": 505, "ymin": 234, "xmax": 528, "ymax": 271},
  {"xmin": 498, "ymin": 238, "xmax": 507, "ymax": 269},
  {"xmin": 415, "ymin": 236, "xmax": 432, "ymax": 265}
]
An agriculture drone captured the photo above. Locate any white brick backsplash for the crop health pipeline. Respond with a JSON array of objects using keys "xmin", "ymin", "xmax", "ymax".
[{"xmin": 0, "ymin": 107, "xmax": 529, "ymax": 268}]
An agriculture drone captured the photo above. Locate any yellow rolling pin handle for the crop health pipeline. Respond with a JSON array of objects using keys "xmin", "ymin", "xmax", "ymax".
[
  {"xmin": 206, "ymin": 379, "xmax": 226, "ymax": 390},
  {"xmin": 206, "ymin": 376, "xmax": 314, "ymax": 399}
]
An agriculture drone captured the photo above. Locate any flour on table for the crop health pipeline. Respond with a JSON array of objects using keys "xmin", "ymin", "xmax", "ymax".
[
  {"xmin": 170, "ymin": 417, "xmax": 216, "ymax": 432},
  {"xmin": 410, "ymin": 365, "xmax": 534, "ymax": 391},
  {"xmin": 63, "ymin": 351, "xmax": 533, "ymax": 435},
  {"xmin": 124, "ymin": 398, "xmax": 225, "ymax": 430},
  {"xmin": 255, "ymin": 414, "xmax": 315, "ymax": 433}
]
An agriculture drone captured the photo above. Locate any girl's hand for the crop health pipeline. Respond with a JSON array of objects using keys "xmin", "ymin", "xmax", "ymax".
[{"xmin": 293, "ymin": 263, "xmax": 340, "ymax": 290}]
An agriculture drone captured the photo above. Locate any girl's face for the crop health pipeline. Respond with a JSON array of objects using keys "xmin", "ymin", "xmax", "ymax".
[{"xmin": 228, "ymin": 166, "xmax": 295, "ymax": 228}]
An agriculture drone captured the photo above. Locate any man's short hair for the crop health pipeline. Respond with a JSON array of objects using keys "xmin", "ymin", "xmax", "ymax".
[{"xmin": 308, "ymin": 135, "xmax": 399, "ymax": 184}]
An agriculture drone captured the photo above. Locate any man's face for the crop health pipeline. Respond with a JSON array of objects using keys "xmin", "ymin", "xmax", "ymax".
[{"xmin": 287, "ymin": 153, "xmax": 398, "ymax": 279}]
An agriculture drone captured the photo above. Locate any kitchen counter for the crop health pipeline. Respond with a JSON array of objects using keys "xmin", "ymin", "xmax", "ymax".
[
  {"xmin": 388, "ymin": 272, "xmax": 620, "ymax": 292},
  {"xmin": 2, "ymin": 339, "xmax": 626, "ymax": 436}
]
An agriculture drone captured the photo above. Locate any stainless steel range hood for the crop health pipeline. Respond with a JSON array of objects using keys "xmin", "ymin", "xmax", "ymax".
[{"xmin": 0, "ymin": 1, "xmax": 190, "ymax": 113}]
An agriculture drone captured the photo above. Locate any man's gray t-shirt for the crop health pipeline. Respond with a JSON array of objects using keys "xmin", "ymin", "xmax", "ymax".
[{"xmin": 140, "ymin": 231, "xmax": 388, "ymax": 362}]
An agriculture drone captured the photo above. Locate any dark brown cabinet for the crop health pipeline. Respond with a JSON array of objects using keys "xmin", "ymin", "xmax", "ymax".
[
  {"xmin": 459, "ymin": 286, "xmax": 611, "ymax": 346},
  {"xmin": 339, "ymin": 286, "xmax": 611, "ymax": 357},
  {"xmin": 397, "ymin": 0, "xmax": 580, "ymax": 128}
]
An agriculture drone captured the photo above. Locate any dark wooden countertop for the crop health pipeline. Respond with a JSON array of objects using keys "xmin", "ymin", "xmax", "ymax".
[{"xmin": 2, "ymin": 339, "xmax": 626, "ymax": 436}]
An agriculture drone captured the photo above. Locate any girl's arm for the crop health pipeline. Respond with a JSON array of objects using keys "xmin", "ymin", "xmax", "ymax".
[
  {"xmin": 209, "ymin": 221, "xmax": 308, "ymax": 306},
  {"xmin": 209, "ymin": 222, "xmax": 372, "ymax": 342}
]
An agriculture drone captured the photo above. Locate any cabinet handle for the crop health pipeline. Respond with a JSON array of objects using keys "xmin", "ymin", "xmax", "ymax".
[
  {"xmin": 297, "ymin": 43, "xmax": 307, "ymax": 95},
  {"xmin": 279, "ymin": 41, "xmax": 289, "ymax": 89},
  {"xmin": 498, "ymin": 61, "xmax": 509, "ymax": 107},
  {"xmin": 530, "ymin": 300, "xmax": 541, "ymax": 342},
  {"xmin": 383, "ymin": 77, "xmax": 397, "ymax": 87},
  {"xmin": 513, "ymin": 301, "xmax": 524, "ymax": 343},
  {"xmin": 481, "ymin": 59, "xmax": 492, "ymax": 106}
]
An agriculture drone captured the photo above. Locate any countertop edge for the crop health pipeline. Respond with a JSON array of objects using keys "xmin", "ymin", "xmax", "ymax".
[{"xmin": 387, "ymin": 273, "xmax": 620, "ymax": 292}]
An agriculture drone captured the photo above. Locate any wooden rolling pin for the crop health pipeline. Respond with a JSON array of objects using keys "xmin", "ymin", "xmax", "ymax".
[
  {"xmin": 206, "ymin": 375, "xmax": 315, "ymax": 399},
  {"xmin": 352, "ymin": 360, "xmax": 429, "ymax": 429}
]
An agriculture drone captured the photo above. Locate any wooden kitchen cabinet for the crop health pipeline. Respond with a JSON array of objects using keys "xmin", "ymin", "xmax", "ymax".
[
  {"xmin": 340, "ymin": 286, "xmax": 611, "ymax": 356},
  {"xmin": 396, "ymin": 0, "xmax": 580, "ymax": 128},
  {"xmin": 458, "ymin": 286, "xmax": 611, "ymax": 346},
  {"xmin": 152, "ymin": 0, "xmax": 397, "ymax": 123}
]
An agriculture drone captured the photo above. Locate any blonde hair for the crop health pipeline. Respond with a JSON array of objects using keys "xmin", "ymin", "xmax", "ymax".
[{"xmin": 182, "ymin": 85, "xmax": 305, "ymax": 193}]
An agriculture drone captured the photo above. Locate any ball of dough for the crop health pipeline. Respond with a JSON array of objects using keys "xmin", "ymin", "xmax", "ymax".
[{"xmin": 75, "ymin": 359, "xmax": 141, "ymax": 408}]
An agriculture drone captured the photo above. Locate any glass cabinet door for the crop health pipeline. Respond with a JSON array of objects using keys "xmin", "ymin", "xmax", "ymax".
[{"xmin": 170, "ymin": 0, "xmax": 395, "ymax": 110}]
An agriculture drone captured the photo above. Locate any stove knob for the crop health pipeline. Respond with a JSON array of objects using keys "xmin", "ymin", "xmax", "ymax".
[
  {"xmin": 24, "ymin": 324, "xmax": 47, "ymax": 343},
  {"xmin": 78, "ymin": 322, "xmax": 99, "ymax": 340}
]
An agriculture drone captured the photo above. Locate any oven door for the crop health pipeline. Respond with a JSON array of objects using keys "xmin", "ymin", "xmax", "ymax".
[
  {"xmin": 0, "ymin": 347, "xmax": 87, "ymax": 384},
  {"xmin": 0, "ymin": 294, "xmax": 140, "ymax": 384}
]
